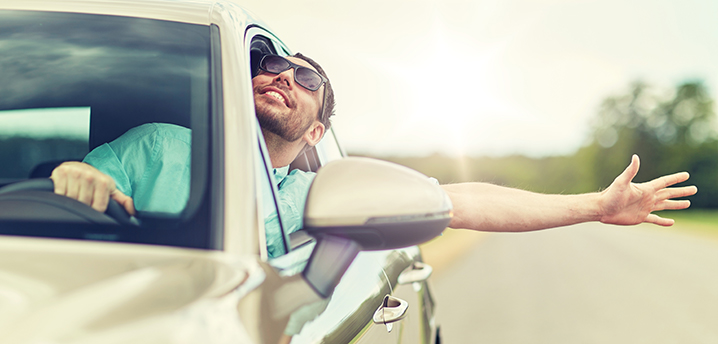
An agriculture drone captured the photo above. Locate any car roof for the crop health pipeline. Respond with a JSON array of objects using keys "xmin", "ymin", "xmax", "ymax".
[{"xmin": 1, "ymin": 0, "xmax": 232, "ymax": 25}]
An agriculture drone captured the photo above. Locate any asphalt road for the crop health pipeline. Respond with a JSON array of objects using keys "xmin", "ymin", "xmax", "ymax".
[{"xmin": 430, "ymin": 222, "xmax": 718, "ymax": 343}]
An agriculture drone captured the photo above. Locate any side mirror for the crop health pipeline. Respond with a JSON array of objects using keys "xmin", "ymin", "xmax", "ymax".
[{"xmin": 300, "ymin": 157, "xmax": 452, "ymax": 297}]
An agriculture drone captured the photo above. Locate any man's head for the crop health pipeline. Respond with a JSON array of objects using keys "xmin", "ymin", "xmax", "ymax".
[
  {"xmin": 292, "ymin": 52, "xmax": 335, "ymax": 132},
  {"xmin": 253, "ymin": 53, "xmax": 335, "ymax": 158}
]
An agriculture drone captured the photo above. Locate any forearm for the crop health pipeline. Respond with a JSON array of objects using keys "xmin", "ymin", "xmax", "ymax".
[{"xmin": 441, "ymin": 182, "xmax": 603, "ymax": 232}]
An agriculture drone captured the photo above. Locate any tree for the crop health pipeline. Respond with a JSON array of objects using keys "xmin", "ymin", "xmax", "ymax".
[{"xmin": 586, "ymin": 81, "xmax": 718, "ymax": 207}]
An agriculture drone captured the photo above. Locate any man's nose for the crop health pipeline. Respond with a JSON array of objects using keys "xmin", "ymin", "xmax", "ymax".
[{"xmin": 274, "ymin": 68, "xmax": 294, "ymax": 88}]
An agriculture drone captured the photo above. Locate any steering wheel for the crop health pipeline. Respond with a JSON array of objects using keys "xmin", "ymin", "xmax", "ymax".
[{"xmin": 0, "ymin": 178, "xmax": 139, "ymax": 226}]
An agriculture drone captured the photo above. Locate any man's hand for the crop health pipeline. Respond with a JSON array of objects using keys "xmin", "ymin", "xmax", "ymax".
[
  {"xmin": 50, "ymin": 161, "xmax": 135, "ymax": 215},
  {"xmin": 598, "ymin": 155, "xmax": 697, "ymax": 226}
]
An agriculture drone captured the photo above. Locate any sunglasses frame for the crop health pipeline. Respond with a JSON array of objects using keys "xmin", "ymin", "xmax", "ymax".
[{"xmin": 258, "ymin": 54, "xmax": 328, "ymax": 92}]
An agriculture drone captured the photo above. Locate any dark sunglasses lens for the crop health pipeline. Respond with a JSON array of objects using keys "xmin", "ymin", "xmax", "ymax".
[
  {"xmin": 262, "ymin": 56, "xmax": 289, "ymax": 73},
  {"xmin": 295, "ymin": 68, "xmax": 322, "ymax": 90}
]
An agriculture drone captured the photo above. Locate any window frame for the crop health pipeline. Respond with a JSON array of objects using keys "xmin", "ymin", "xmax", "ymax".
[
  {"xmin": 0, "ymin": 10, "xmax": 218, "ymax": 249},
  {"xmin": 245, "ymin": 28, "xmax": 294, "ymax": 259}
]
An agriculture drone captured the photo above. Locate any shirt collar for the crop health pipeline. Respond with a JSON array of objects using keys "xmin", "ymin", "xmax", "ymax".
[{"xmin": 273, "ymin": 165, "xmax": 290, "ymax": 187}]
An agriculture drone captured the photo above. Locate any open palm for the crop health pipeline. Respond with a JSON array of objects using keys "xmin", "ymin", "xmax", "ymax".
[{"xmin": 598, "ymin": 155, "xmax": 697, "ymax": 227}]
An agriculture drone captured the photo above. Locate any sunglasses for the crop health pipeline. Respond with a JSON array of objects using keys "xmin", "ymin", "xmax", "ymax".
[{"xmin": 258, "ymin": 54, "xmax": 328, "ymax": 91}]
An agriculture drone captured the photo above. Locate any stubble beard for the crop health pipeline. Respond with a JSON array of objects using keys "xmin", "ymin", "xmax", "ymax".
[{"xmin": 255, "ymin": 101, "xmax": 313, "ymax": 143}]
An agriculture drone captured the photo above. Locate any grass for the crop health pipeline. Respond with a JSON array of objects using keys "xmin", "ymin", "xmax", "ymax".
[{"xmin": 658, "ymin": 209, "xmax": 718, "ymax": 238}]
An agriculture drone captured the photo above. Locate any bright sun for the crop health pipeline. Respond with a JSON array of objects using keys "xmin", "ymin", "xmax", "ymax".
[{"xmin": 393, "ymin": 28, "xmax": 507, "ymax": 156}]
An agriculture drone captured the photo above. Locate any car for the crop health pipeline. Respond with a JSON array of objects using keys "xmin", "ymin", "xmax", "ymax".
[{"xmin": 0, "ymin": 1, "xmax": 450, "ymax": 343}]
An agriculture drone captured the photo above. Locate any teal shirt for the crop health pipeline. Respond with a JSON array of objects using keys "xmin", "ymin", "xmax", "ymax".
[
  {"xmin": 84, "ymin": 123, "xmax": 191, "ymax": 213},
  {"xmin": 84, "ymin": 123, "xmax": 314, "ymax": 257},
  {"xmin": 265, "ymin": 165, "xmax": 316, "ymax": 257}
]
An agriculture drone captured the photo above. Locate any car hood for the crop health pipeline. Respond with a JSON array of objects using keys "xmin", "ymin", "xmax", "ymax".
[{"xmin": 0, "ymin": 236, "xmax": 262, "ymax": 344}]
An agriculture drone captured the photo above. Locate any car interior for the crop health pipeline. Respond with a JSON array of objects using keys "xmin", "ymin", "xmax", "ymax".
[
  {"xmin": 0, "ymin": 13, "xmax": 326, "ymax": 250},
  {"xmin": 0, "ymin": 11, "xmax": 216, "ymax": 247},
  {"xmin": 27, "ymin": 36, "xmax": 320, "ymax": 180}
]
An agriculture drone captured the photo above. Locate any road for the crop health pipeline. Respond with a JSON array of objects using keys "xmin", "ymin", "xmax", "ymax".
[{"xmin": 430, "ymin": 222, "xmax": 718, "ymax": 343}]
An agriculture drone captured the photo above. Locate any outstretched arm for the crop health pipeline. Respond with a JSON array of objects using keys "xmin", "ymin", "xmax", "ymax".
[{"xmin": 441, "ymin": 155, "xmax": 697, "ymax": 232}]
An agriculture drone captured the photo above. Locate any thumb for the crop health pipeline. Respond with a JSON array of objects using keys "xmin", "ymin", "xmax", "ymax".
[
  {"xmin": 615, "ymin": 154, "xmax": 640, "ymax": 186},
  {"xmin": 111, "ymin": 190, "xmax": 136, "ymax": 216}
]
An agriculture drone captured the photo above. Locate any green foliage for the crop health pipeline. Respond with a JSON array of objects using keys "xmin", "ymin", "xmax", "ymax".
[
  {"xmin": 358, "ymin": 80, "xmax": 718, "ymax": 208},
  {"xmin": 586, "ymin": 81, "xmax": 718, "ymax": 207},
  {"xmin": 371, "ymin": 154, "xmax": 596, "ymax": 195}
]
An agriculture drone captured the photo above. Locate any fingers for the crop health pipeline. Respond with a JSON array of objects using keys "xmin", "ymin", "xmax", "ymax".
[
  {"xmin": 608, "ymin": 155, "xmax": 695, "ymax": 228},
  {"xmin": 656, "ymin": 185, "xmax": 698, "ymax": 201},
  {"xmin": 50, "ymin": 161, "xmax": 117, "ymax": 213},
  {"xmin": 52, "ymin": 167, "xmax": 69, "ymax": 197},
  {"xmin": 653, "ymin": 199, "xmax": 691, "ymax": 211},
  {"xmin": 112, "ymin": 190, "xmax": 136, "ymax": 216},
  {"xmin": 645, "ymin": 213, "xmax": 675, "ymax": 227},
  {"xmin": 65, "ymin": 174, "xmax": 82, "ymax": 201},
  {"xmin": 78, "ymin": 172, "xmax": 97, "ymax": 206},
  {"xmin": 647, "ymin": 171, "xmax": 691, "ymax": 190},
  {"xmin": 92, "ymin": 183, "xmax": 111, "ymax": 214}
]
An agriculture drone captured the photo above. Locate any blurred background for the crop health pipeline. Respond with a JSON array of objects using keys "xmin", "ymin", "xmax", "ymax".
[{"xmin": 247, "ymin": 0, "xmax": 716, "ymax": 207}]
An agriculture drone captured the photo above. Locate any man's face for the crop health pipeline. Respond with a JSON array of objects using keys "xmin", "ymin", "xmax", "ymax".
[{"xmin": 253, "ymin": 56, "xmax": 324, "ymax": 142}]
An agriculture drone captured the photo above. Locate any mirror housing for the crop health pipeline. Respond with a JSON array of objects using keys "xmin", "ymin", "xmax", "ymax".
[
  {"xmin": 304, "ymin": 157, "xmax": 452, "ymax": 249},
  {"xmin": 300, "ymin": 157, "xmax": 452, "ymax": 297}
]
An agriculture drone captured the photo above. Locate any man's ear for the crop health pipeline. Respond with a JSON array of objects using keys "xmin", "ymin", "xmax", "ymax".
[{"xmin": 302, "ymin": 121, "xmax": 325, "ymax": 147}]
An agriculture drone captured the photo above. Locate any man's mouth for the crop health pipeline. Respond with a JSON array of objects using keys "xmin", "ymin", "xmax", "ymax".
[{"xmin": 265, "ymin": 90, "xmax": 287, "ymax": 106}]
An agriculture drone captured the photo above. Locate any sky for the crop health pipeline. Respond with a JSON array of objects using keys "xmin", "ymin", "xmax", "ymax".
[{"xmin": 243, "ymin": 0, "xmax": 718, "ymax": 158}]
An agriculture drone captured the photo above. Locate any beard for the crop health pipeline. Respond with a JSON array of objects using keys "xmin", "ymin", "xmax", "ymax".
[{"xmin": 256, "ymin": 102, "xmax": 314, "ymax": 142}]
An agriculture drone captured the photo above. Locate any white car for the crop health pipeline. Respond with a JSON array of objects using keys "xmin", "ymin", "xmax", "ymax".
[{"xmin": 0, "ymin": 1, "xmax": 452, "ymax": 343}]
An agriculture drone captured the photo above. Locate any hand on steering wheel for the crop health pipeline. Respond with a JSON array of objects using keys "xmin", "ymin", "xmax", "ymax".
[
  {"xmin": 0, "ymin": 178, "xmax": 139, "ymax": 226},
  {"xmin": 50, "ymin": 161, "xmax": 136, "ymax": 215}
]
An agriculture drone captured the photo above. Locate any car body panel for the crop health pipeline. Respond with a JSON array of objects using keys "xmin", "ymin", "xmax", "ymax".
[
  {"xmin": 386, "ymin": 247, "xmax": 438, "ymax": 344},
  {"xmin": 212, "ymin": 2, "xmax": 264, "ymax": 256},
  {"xmin": 0, "ymin": 236, "xmax": 260, "ymax": 343},
  {"xmin": 2, "ymin": 0, "xmax": 211, "ymax": 25},
  {"xmin": 287, "ymin": 251, "xmax": 396, "ymax": 343}
]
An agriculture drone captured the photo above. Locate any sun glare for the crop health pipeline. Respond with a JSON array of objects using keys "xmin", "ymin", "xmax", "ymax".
[{"xmin": 394, "ymin": 27, "xmax": 510, "ymax": 156}]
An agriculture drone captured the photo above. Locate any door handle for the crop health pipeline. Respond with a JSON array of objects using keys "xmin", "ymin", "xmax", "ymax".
[
  {"xmin": 397, "ymin": 262, "xmax": 433, "ymax": 285},
  {"xmin": 373, "ymin": 295, "xmax": 409, "ymax": 325}
]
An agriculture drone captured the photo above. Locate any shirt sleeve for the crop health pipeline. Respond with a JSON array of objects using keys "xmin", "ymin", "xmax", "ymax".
[
  {"xmin": 83, "ymin": 123, "xmax": 191, "ymax": 213},
  {"xmin": 83, "ymin": 143, "xmax": 134, "ymax": 197}
]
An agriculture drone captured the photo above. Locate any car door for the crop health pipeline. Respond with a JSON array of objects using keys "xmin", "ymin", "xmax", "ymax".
[{"xmin": 381, "ymin": 247, "xmax": 439, "ymax": 344}]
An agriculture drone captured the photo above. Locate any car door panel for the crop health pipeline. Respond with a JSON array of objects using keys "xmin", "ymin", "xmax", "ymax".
[
  {"xmin": 382, "ymin": 247, "xmax": 438, "ymax": 344},
  {"xmin": 287, "ymin": 251, "xmax": 396, "ymax": 343}
]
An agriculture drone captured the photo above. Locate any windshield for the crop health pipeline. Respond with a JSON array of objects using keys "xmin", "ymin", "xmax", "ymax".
[{"xmin": 0, "ymin": 10, "xmax": 214, "ymax": 248}]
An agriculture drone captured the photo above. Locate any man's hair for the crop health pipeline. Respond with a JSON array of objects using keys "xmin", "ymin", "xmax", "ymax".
[{"xmin": 292, "ymin": 52, "xmax": 335, "ymax": 132}]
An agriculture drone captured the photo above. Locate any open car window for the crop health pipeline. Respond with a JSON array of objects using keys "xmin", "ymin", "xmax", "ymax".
[
  {"xmin": 247, "ymin": 32, "xmax": 345, "ymax": 260},
  {"xmin": 0, "ymin": 10, "xmax": 214, "ymax": 248},
  {"xmin": 248, "ymin": 33, "xmax": 296, "ymax": 259}
]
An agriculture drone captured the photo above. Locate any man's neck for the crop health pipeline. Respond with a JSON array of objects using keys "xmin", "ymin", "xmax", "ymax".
[{"xmin": 262, "ymin": 129, "xmax": 302, "ymax": 168}]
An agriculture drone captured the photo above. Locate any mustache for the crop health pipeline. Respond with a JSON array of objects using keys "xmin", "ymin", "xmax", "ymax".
[{"xmin": 254, "ymin": 80, "xmax": 297, "ymax": 108}]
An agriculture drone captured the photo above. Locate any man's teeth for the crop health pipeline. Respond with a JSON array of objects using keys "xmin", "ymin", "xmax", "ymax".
[{"xmin": 266, "ymin": 91, "xmax": 284, "ymax": 103}]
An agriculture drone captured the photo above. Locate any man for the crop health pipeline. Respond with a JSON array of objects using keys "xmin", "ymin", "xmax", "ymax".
[{"xmin": 51, "ymin": 52, "xmax": 697, "ymax": 238}]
